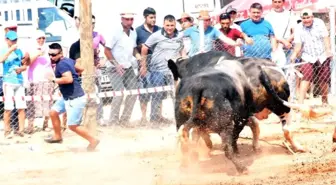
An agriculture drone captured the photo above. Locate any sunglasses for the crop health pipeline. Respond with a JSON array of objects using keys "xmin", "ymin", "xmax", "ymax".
[
  {"xmin": 229, "ymin": 11, "xmax": 237, "ymax": 15},
  {"xmin": 48, "ymin": 52, "xmax": 60, "ymax": 57}
]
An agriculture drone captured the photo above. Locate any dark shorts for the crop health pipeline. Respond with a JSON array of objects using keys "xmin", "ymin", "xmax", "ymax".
[{"xmin": 300, "ymin": 57, "xmax": 331, "ymax": 84}]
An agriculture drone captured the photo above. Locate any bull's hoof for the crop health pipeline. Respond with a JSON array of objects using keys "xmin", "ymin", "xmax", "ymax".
[
  {"xmin": 292, "ymin": 145, "xmax": 307, "ymax": 153},
  {"xmin": 237, "ymin": 167, "xmax": 249, "ymax": 175},
  {"xmin": 252, "ymin": 145, "xmax": 262, "ymax": 154},
  {"xmin": 190, "ymin": 151, "xmax": 199, "ymax": 162},
  {"xmin": 233, "ymin": 146, "xmax": 239, "ymax": 154}
]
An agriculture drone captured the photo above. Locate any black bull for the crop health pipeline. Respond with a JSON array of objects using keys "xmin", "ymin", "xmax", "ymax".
[{"xmin": 168, "ymin": 51, "xmax": 305, "ymax": 173}]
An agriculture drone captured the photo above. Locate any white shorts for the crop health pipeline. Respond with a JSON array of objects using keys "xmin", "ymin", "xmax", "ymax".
[{"xmin": 3, "ymin": 83, "xmax": 27, "ymax": 110}]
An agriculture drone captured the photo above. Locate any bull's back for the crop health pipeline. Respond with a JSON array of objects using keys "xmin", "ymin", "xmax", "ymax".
[
  {"xmin": 182, "ymin": 51, "xmax": 237, "ymax": 77},
  {"xmin": 175, "ymin": 70, "xmax": 248, "ymax": 130}
]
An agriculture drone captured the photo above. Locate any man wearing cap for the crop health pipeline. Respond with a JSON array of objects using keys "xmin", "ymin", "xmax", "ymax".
[
  {"xmin": 0, "ymin": 22, "xmax": 21, "ymax": 132},
  {"xmin": 177, "ymin": 13, "xmax": 194, "ymax": 31},
  {"xmin": 290, "ymin": 9, "xmax": 332, "ymax": 108},
  {"xmin": 177, "ymin": 13, "xmax": 194, "ymax": 56},
  {"xmin": 136, "ymin": 7, "xmax": 161, "ymax": 124},
  {"xmin": 290, "ymin": 9, "xmax": 334, "ymax": 152},
  {"xmin": 179, "ymin": 10, "xmax": 239, "ymax": 57},
  {"xmin": 103, "ymin": 11, "xmax": 141, "ymax": 126},
  {"xmin": 0, "ymin": 31, "xmax": 29, "ymax": 138},
  {"xmin": 240, "ymin": 3, "xmax": 277, "ymax": 59},
  {"xmin": 225, "ymin": 6, "xmax": 242, "ymax": 31}
]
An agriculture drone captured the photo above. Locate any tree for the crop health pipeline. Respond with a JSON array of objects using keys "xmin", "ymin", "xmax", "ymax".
[{"xmin": 79, "ymin": 0, "xmax": 97, "ymax": 135}]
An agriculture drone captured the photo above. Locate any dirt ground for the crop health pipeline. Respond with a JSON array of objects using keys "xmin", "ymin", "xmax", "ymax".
[
  {"xmin": 0, "ymin": 111, "xmax": 335, "ymax": 185},
  {"xmin": 0, "ymin": 97, "xmax": 335, "ymax": 185}
]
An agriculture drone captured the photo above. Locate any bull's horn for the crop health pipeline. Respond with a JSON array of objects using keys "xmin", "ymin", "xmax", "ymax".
[
  {"xmin": 283, "ymin": 101, "xmax": 332, "ymax": 119},
  {"xmin": 282, "ymin": 101, "xmax": 302, "ymax": 110}
]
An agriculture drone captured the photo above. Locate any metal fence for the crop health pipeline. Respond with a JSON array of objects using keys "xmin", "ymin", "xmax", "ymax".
[
  {"xmin": 1, "ymin": 33, "xmax": 336, "ymax": 136},
  {"xmin": 0, "ymin": 69, "xmax": 176, "ymax": 135},
  {"xmin": 210, "ymin": 35, "xmax": 336, "ymax": 108}
]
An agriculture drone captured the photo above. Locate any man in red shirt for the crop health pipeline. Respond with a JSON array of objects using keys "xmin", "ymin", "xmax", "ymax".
[{"xmin": 216, "ymin": 13, "xmax": 253, "ymax": 56}]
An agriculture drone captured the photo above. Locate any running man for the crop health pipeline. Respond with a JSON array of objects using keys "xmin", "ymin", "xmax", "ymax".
[{"xmin": 44, "ymin": 43, "xmax": 99, "ymax": 151}]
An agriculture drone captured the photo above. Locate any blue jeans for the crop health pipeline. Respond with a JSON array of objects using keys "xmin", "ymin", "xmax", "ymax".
[
  {"xmin": 148, "ymin": 71, "xmax": 172, "ymax": 121},
  {"xmin": 51, "ymin": 96, "xmax": 87, "ymax": 126}
]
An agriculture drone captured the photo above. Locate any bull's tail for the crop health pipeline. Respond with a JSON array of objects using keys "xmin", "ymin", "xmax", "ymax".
[{"xmin": 186, "ymin": 89, "xmax": 203, "ymax": 125}]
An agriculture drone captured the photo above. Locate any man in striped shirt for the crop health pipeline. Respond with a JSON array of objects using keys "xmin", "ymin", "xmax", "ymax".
[{"xmin": 290, "ymin": 9, "xmax": 332, "ymax": 106}]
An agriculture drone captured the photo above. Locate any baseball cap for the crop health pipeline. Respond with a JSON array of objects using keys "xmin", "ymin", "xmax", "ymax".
[
  {"xmin": 35, "ymin": 30, "xmax": 46, "ymax": 40},
  {"xmin": 5, "ymin": 30, "xmax": 18, "ymax": 41},
  {"xmin": 226, "ymin": 6, "xmax": 237, "ymax": 14},
  {"xmin": 300, "ymin": 8, "xmax": 313, "ymax": 17}
]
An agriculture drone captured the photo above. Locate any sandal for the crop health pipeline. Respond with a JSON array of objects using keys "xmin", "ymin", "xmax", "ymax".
[
  {"xmin": 4, "ymin": 130, "xmax": 13, "ymax": 139},
  {"xmin": 44, "ymin": 137, "xmax": 63, "ymax": 144},
  {"xmin": 24, "ymin": 128, "xmax": 35, "ymax": 135},
  {"xmin": 15, "ymin": 131, "xmax": 24, "ymax": 137}
]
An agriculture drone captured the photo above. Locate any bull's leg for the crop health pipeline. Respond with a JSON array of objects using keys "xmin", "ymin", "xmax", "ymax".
[
  {"xmin": 232, "ymin": 122, "xmax": 245, "ymax": 154},
  {"xmin": 281, "ymin": 114, "xmax": 306, "ymax": 153},
  {"xmin": 177, "ymin": 124, "xmax": 192, "ymax": 168},
  {"xmin": 198, "ymin": 131, "xmax": 213, "ymax": 159},
  {"xmin": 189, "ymin": 127, "xmax": 201, "ymax": 162},
  {"xmin": 331, "ymin": 127, "xmax": 336, "ymax": 152},
  {"xmin": 248, "ymin": 116, "xmax": 261, "ymax": 152},
  {"xmin": 220, "ymin": 127, "xmax": 248, "ymax": 174}
]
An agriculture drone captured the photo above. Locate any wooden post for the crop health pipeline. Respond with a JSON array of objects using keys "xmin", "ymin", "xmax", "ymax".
[{"xmin": 79, "ymin": 0, "xmax": 97, "ymax": 135}]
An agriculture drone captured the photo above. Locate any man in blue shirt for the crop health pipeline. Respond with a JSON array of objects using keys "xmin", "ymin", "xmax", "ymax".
[
  {"xmin": 0, "ymin": 31, "xmax": 29, "ymax": 138},
  {"xmin": 44, "ymin": 43, "xmax": 99, "ymax": 151},
  {"xmin": 179, "ymin": 10, "xmax": 239, "ymax": 57},
  {"xmin": 240, "ymin": 3, "xmax": 277, "ymax": 59}
]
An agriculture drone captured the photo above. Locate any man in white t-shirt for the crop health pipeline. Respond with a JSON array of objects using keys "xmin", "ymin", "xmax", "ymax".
[
  {"xmin": 265, "ymin": 0, "xmax": 298, "ymax": 67},
  {"xmin": 61, "ymin": 16, "xmax": 80, "ymax": 57},
  {"xmin": 103, "ymin": 11, "xmax": 142, "ymax": 126}
]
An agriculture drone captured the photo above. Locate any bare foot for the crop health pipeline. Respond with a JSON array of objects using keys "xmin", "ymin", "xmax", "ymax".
[
  {"xmin": 332, "ymin": 142, "xmax": 336, "ymax": 152},
  {"xmin": 87, "ymin": 139, "xmax": 100, "ymax": 152},
  {"xmin": 331, "ymin": 137, "xmax": 336, "ymax": 152}
]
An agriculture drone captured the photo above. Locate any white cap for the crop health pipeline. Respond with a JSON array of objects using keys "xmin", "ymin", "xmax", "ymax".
[
  {"xmin": 35, "ymin": 30, "xmax": 46, "ymax": 39},
  {"xmin": 120, "ymin": 7, "xmax": 136, "ymax": 18}
]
